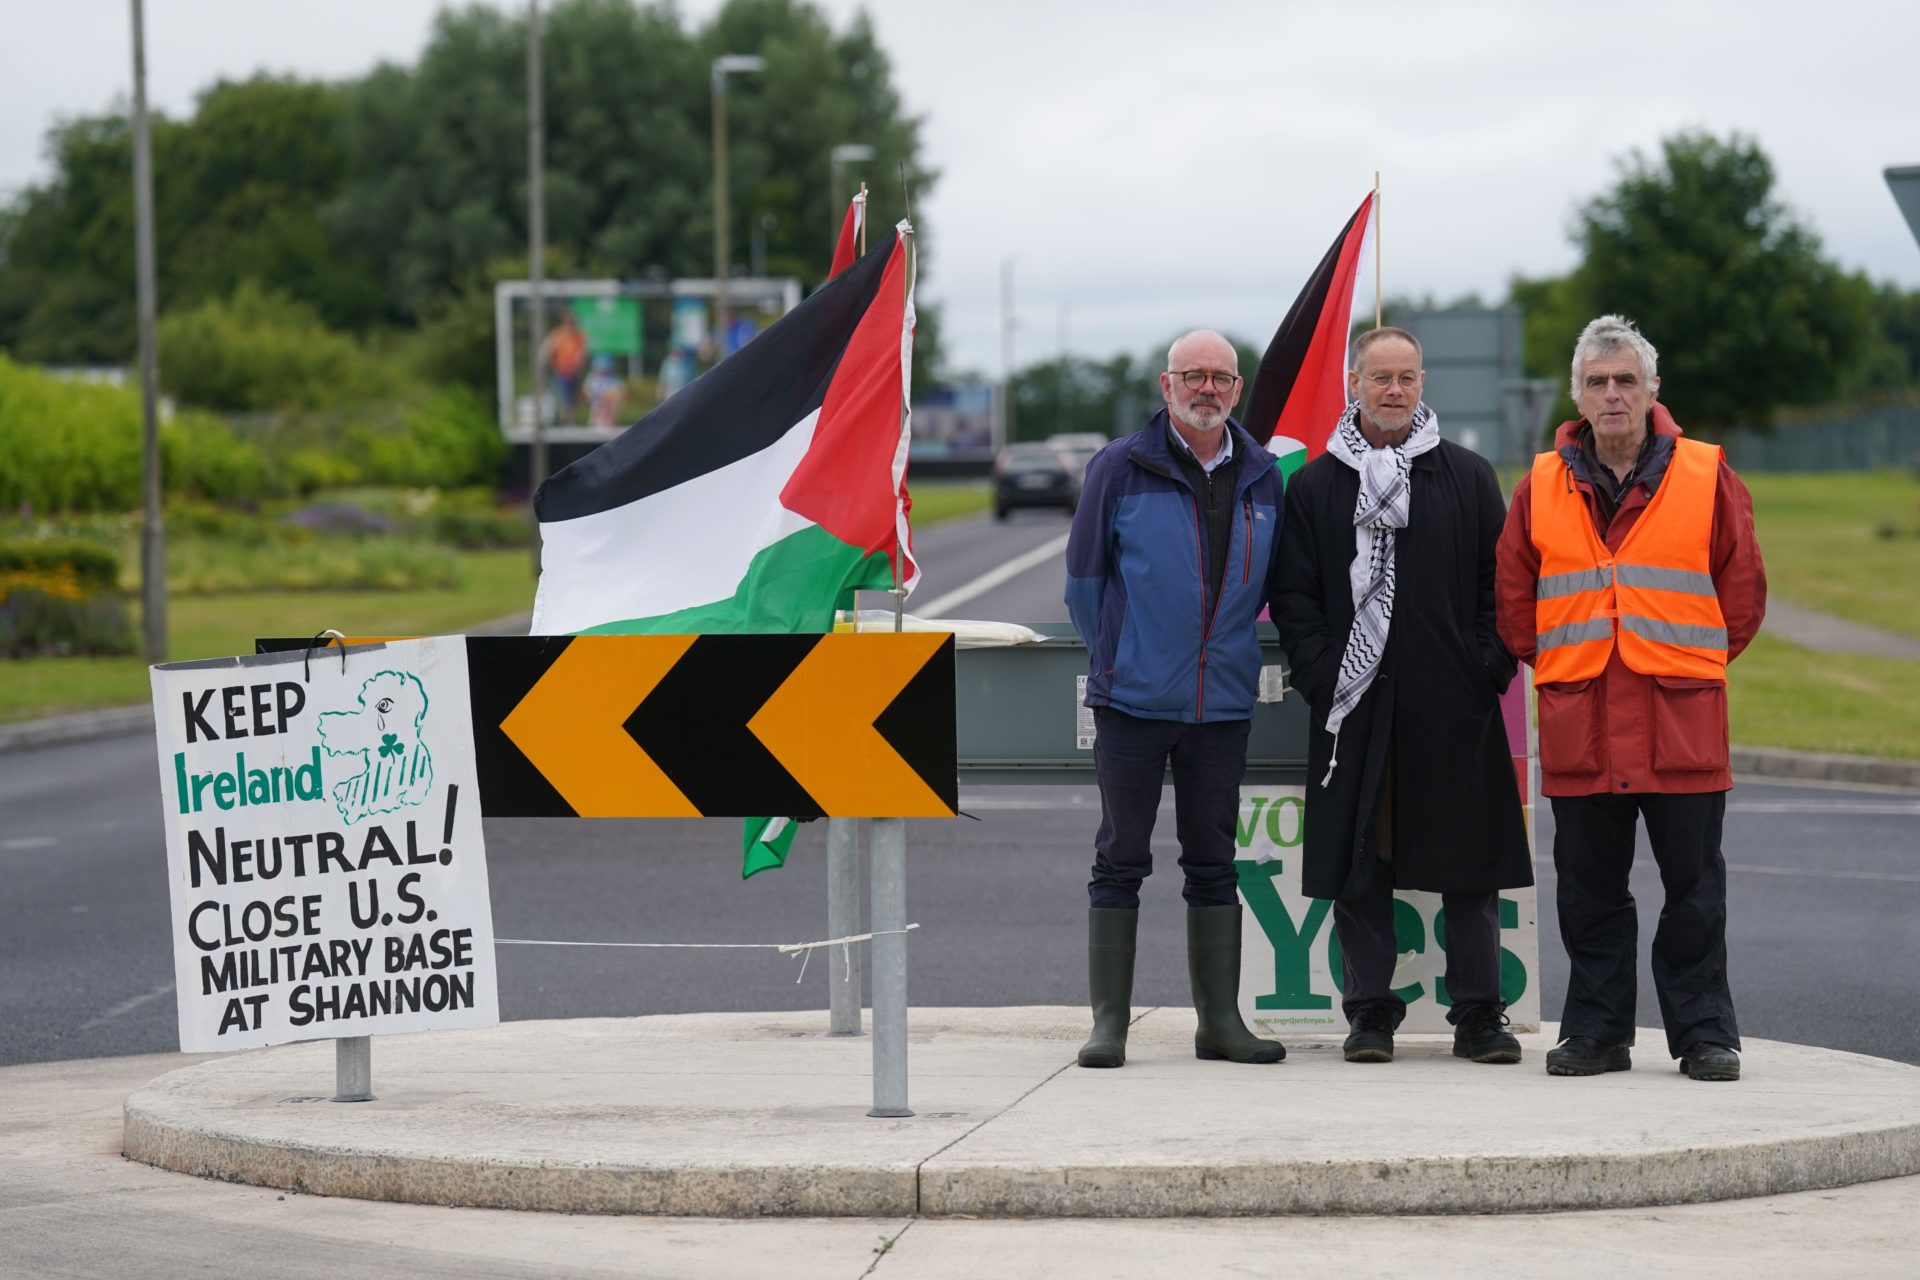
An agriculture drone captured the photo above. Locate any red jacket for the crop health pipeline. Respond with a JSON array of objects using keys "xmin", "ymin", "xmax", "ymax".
[{"xmin": 1496, "ymin": 405, "xmax": 1767, "ymax": 796}]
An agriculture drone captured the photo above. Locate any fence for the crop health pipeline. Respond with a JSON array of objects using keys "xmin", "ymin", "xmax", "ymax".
[{"xmin": 1721, "ymin": 407, "xmax": 1920, "ymax": 472}]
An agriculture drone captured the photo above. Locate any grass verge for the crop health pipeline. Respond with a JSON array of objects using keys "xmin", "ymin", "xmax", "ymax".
[
  {"xmin": 0, "ymin": 549, "xmax": 535, "ymax": 723},
  {"xmin": 910, "ymin": 481, "xmax": 991, "ymax": 526},
  {"xmin": 1745, "ymin": 470, "xmax": 1920, "ymax": 641},
  {"xmin": 1729, "ymin": 632, "xmax": 1920, "ymax": 759}
]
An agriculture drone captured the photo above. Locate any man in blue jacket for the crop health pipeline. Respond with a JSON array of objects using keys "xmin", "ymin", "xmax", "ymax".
[{"xmin": 1064, "ymin": 329, "xmax": 1288, "ymax": 1069}]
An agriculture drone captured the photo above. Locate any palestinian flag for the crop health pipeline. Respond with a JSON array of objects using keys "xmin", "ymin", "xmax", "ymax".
[
  {"xmin": 829, "ymin": 191, "xmax": 866, "ymax": 278},
  {"xmin": 531, "ymin": 225, "xmax": 918, "ymax": 640},
  {"xmin": 1242, "ymin": 192, "xmax": 1374, "ymax": 481}
]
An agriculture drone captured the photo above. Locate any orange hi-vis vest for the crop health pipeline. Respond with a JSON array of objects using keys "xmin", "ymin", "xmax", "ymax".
[{"xmin": 1529, "ymin": 435, "xmax": 1728, "ymax": 684}]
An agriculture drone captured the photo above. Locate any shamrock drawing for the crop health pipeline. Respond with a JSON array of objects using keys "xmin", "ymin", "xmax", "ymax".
[{"xmin": 378, "ymin": 732, "xmax": 405, "ymax": 759}]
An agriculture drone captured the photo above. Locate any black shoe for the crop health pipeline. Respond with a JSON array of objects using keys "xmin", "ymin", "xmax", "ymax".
[
  {"xmin": 1452, "ymin": 1004, "xmax": 1522, "ymax": 1064},
  {"xmin": 1186, "ymin": 905, "xmax": 1286, "ymax": 1064},
  {"xmin": 1076, "ymin": 908, "xmax": 1137, "ymax": 1069},
  {"xmin": 1679, "ymin": 1042, "xmax": 1741, "ymax": 1082},
  {"xmin": 1546, "ymin": 1036, "xmax": 1632, "ymax": 1076},
  {"xmin": 1343, "ymin": 1004, "xmax": 1395, "ymax": 1063}
]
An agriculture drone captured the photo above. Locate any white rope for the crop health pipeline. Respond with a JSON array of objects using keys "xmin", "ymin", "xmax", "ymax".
[{"xmin": 494, "ymin": 925, "xmax": 919, "ymax": 984}]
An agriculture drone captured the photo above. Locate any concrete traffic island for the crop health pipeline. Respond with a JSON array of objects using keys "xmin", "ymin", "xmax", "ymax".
[{"xmin": 122, "ymin": 1006, "xmax": 1920, "ymax": 1218}]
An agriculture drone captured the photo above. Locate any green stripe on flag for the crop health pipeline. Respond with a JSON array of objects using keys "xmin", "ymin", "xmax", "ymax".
[{"xmin": 574, "ymin": 523, "xmax": 895, "ymax": 636}]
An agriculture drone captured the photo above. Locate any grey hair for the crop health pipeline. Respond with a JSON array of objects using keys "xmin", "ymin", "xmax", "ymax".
[
  {"xmin": 1570, "ymin": 314, "xmax": 1659, "ymax": 398},
  {"xmin": 1166, "ymin": 329, "xmax": 1237, "ymax": 373},
  {"xmin": 1350, "ymin": 326, "xmax": 1422, "ymax": 370}
]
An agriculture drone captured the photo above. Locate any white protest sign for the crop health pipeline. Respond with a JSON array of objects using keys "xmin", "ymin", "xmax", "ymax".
[
  {"xmin": 151, "ymin": 637, "xmax": 498, "ymax": 1052},
  {"xmin": 1235, "ymin": 785, "xmax": 1542, "ymax": 1036}
]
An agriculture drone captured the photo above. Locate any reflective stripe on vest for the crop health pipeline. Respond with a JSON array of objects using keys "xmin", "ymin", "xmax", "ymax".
[{"xmin": 1527, "ymin": 436, "xmax": 1728, "ymax": 683}]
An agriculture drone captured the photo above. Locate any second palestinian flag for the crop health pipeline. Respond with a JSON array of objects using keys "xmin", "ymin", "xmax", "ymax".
[
  {"xmin": 531, "ymin": 227, "xmax": 918, "ymax": 636},
  {"xmin": 1242, "ymin": 192, "xmax": 1375, "ymax": 480}
]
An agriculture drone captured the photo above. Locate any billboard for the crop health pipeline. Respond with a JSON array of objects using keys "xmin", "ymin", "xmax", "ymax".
[
  {"xmin": 911, "ymin": 381, "xmax": 995, "ymax": 460},
  {"xmin": 494, "ymin": 277, "xmax": 801, "ymax": 444}
]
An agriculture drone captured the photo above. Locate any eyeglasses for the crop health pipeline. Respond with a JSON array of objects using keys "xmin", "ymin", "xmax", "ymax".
[
  {"xmin": 1171, "ymin": 369, "xmax": 1240, "ymax": 391},
  {"xmin": 1362, "ymin": 372, "xmax": 1423, "ymax": 390}
]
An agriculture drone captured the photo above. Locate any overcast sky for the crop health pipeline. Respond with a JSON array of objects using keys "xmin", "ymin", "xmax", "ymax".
[{"xmin": 5, "ymin": 0, "xmax": 1917, "ymax": 375}]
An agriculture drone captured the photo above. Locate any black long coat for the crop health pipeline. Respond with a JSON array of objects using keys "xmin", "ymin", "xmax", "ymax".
[{"xmin": 1271, "ymin": 439, "xmax": 1533, "ymax": 900}]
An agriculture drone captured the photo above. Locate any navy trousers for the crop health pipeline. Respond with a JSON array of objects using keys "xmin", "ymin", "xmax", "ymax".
[
  {"xmin": 1088, "ymin": 707, "xmax": 1250, "ymax": 910},
  {"xmin": 1550, "ymin": 790, "xmax": 1738, "ymax": 1057},
  {"xmin": 1333, "ymin": 849, "xmax": 1503, "ymax": 1026}
]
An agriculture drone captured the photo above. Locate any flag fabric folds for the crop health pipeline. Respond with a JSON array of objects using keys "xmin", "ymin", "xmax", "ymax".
[
  {"xmin": 1242, "ymin": 192, "xmax": 1375, "ymax": 481},
  {"xmin": 829, "ymin": 192, "xmax": 866, "ymax": 278},
  {"xmin": 531, "ymin": 226, "xmax": 918, "ymax": 640},
  {"xmin": 531, "ymin": 226, "xmax": 918, "ymax": 880}
]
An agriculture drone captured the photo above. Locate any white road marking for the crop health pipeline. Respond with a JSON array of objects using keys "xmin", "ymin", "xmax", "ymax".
[
  {"xmin": 915, "ymin": 532, "xmax": 1072, "ymax": 619},
  {"xmin": 79, "ymin": 981, "xmax": 176, "ymax": 1031},
  {"xmin": 1533, "ymin": 855, "xmax": 1920, "ymax": 885},
  {"xmin": 1726, "ymin": 801, "xmax": 1920, "ymax": 816},
  {"xmin": 2, "ymin": 836, "xmax": 56, "ymax": 850}
]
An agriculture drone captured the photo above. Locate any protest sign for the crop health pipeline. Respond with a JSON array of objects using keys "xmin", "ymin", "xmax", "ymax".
[
  {"xmin": 1236, "ymin": 675, "xmax": 1541, "ymax": 1035},
  {"xmin": 150, "ymin": 638, "xmax": 498, "ymax": 1052}
]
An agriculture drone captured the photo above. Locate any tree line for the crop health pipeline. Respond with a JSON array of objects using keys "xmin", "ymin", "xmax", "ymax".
[
  {"xmin": 0, "ymin": 0, "xmax": 937, "ymax": 399},
  {"xmin": 1006, "ymin": 132, "xmax": 1920, "ymax": 444}
]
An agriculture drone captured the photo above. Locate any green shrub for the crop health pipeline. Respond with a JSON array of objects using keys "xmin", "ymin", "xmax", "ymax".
[
  {"xmin": 0, "ymin": 538, "xmax": 124, "ymax": 592},
  {"xmin": 0, "ymin": 537, "xmax": 133, "ymax": 657},
  {"xmin": 158, "ymin": 282, "xmax": 393, "ymax": 412},
  {"xmin": 0, "ymin": 589, "xmax": 135, "ymax": 658},
  {"xmin": 346, "ymin": 386, "xmax": 506, "ymax": 488},
  {"xmin": 167, "ymin": 535, "xmax": 460, "ymax": 594},
  {"xmin": 0, "ymin": 354, "xmax": 279, "ymax": 510}
]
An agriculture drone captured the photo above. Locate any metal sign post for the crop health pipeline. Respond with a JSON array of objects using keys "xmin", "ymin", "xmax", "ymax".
[
  {"xmin": 827, "ymin": 817, "xmax": 864, "ymax": 1036},
  {"xmin": 334, "ymin": 1036, "xmax": 373, "ymax": 1103},
  {"xmin": 866, "ymin": 817, "xmax": 911, "ymax": 1117}
]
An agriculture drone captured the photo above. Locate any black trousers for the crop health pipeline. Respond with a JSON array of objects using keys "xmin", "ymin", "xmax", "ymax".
[
  {"xmin": 1549, "ymin": 790, "xmax": 1738, "ymax": 1057},
  {"xmin": 1334, "ymin": 846, "xmax": 1504, "ymax": 1026},
  {"xmin": 1087, "ymin": 707, "xmax": 1250, "ymax": 910}
]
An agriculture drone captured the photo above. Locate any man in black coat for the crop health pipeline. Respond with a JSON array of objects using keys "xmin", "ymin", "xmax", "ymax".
[{"xmin": 1271, "ymin": 327, "xmax": 1533, "ymax": 1065}]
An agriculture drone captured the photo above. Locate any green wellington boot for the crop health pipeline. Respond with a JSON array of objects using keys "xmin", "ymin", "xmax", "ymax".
[
  {"xmin": 1076, "ymin": 908, "xmax": 1137, "ymax": 1068},
  {"xmin": 1188, "ymin": 904, "xmax": 1286, "ymax": 1064}
]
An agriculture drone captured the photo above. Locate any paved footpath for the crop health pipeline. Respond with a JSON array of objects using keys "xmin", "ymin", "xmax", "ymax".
[{"xmin": 9, "ymin": 1008, "xmax": 1920, "ymax": 1278}]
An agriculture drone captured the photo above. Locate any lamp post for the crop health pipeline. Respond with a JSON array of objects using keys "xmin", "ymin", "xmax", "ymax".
[
  {"xmin": 129, "ymin": 0, "xmax": 165, "ymax": 659},
  {"xmin": 527, "ymin": 0, "xmax": 546, "ymax": 571},
  {"xmin": 711, "ymin": 54, "xmax": 764, "ymax": 357},
  {"xmin": 829, "ymin": 142, "xmax": 875, "ymax": 236}
]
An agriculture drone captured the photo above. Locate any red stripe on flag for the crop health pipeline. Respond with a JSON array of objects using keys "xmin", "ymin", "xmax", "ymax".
[
  {"xmin": 1274, "ymin": 193, "xmax": 1372, "ymax": 461},
  {"xmin": 782, "ymin": 237, "xmax": 908, "ymax": 557},
  {"xmin": 829, "ymin": 198, "xmax": 862, "ymax": 278}
]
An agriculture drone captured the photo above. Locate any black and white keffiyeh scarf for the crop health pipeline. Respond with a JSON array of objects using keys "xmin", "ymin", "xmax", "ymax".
[{"xmin": 1318, "ymin": 399, "xmax": 1440, "ymax": 785}]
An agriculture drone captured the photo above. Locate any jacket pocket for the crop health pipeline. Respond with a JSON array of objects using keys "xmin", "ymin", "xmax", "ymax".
[
  {"xmin": 1536, "ymin": 679, "xmax": 1600, "ymax": 774},
  {"xmin": 1650, "ymin": 675, "xmax": 1729, "ymax": 771}
]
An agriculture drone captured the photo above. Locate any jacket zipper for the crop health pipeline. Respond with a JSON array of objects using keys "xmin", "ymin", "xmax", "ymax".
[
  {"xmin": 1191, "ymin": 491, "xmax": 1227, "ymax": 719},
  {"xmin": 1241, "ymin": 498, "xmax": 1253, "ymax": 583}
]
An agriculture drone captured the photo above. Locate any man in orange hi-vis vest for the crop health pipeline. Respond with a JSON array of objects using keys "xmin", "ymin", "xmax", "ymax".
[{"xmin": 1496, "ymin": 315, "xmax": 1767, "ymax": 1083}]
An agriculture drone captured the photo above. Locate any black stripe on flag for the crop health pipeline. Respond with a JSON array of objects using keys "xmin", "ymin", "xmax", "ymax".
[
  {"xmin": 1241, "ymin": 201, "xmax": 1367, "ymax": 447},
  {"xmin": 535, "ymin": 229, "xmax": 901, "ymax": 523}
]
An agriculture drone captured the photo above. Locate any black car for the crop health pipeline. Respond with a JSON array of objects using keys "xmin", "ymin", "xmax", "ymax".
[{"xmin": 993, "ymin": 443, "xmax": 1081, "ymax": 519}]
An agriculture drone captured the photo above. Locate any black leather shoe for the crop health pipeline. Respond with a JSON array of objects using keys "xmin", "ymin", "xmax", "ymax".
[
  {"xmin": 1546, "ymin": 1036, "xmax": 1631, "ymax": 1076},
  {"xmin": 1679, "ymin": 1042, "xmax": 1741, "ymax": 1082},
  {"xmin": 1343, "ymin": 1003, "xmax": 1395, "ymax": 1063},
  {"xmin": 1452, "ymin": 1004, "xmax": 1522, "ymax": 1064}
]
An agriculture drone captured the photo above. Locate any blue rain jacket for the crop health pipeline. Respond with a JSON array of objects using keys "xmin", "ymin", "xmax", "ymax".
[{"xmin": 1064, "ymin": 411, "xmax": 1285, "ymax": 723}]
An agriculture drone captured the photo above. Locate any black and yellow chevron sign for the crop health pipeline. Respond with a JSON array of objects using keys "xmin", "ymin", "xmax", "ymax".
[
  {"xmin": 468, "ymin": 634, "xmax": 956, "ymax": 819},
  {"xmin": 252, "ymin": 633, "xmax": 957, "ymax": 818}
]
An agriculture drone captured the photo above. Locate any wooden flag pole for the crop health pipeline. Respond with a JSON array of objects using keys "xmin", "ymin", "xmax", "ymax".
[
  {"xmin": 1374, "ymin": 171, "xmax": 1383, "ymax": 329},
  {"xmin": 858, "ymin": 182, "xmax": 869, "ymax": 257}
]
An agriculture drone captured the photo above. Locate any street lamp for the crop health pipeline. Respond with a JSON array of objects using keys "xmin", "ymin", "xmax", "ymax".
[
  {"xmin": 829, "ymin": 142, "xmax": 875, "ymax": 237},
  {"xmin": 712, "ymin": 53, "xmax": 764, "ymax": 356},
  {"xmin": 129, "ymin": 0, "xmax": 165, "ymax": 659}
]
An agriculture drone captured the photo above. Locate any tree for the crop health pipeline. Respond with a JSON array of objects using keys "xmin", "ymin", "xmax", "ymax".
[
  {"xmin": 0, "ymin": 0, "xmax": 941, "ymax": 380},
  {"xmin": 1559, "ymin": 131, "xmax": 1876, "ymax": 433}
]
